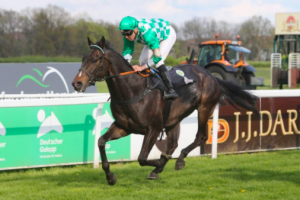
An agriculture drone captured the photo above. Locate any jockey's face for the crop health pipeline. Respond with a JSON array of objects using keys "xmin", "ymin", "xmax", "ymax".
[{"xmin": 124, "ymin": 28, "xmax": 137, "ymax": 41}]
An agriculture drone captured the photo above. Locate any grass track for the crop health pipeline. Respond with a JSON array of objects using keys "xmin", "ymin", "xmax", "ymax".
[{"xmin": 0, "ymin": 150, "xmax": 300, "ymax": 200}]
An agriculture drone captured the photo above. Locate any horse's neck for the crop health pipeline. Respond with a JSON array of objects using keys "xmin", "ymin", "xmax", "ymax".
[{"xmin": 106, "ymin": 54, "xmax": 146, "ymax": 100}]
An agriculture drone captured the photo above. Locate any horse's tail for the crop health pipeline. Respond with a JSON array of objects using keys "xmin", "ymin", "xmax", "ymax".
[{"xmin": 216, "ymin": 78, "xmax": 260, "ymax": 116}]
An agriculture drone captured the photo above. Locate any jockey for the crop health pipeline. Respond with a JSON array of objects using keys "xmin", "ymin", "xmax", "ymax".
[{"xmin": 118, "ymin": 16, "xmax": 178, "ymax": 100}]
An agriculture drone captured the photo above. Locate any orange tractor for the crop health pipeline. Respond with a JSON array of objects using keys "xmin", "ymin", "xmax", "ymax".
[{"xmin": 181, "ymin": 34, "xmax": 264, "ymax": 89}]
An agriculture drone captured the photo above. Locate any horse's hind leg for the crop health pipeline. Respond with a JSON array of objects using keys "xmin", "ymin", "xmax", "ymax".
[
  {"xmin": 98, "ymin": 122, "xmax": 129, "ymax": 185},
  {"xmin": 147, "ymin": 123, "xmax": 180, "ymax": 179},
  {"xmin": 136, "ymin": 127, "xmax": 164, "ymax": 179},
  {"xmin": 175, "ymin": 102, "xmax": 216, "ymax": 170}
]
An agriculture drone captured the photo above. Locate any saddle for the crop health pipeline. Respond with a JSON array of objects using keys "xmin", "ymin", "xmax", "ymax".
[
  {"xmin": 148, "ymin": 66, "xmax": 196, "ymax": 93},
  {"xmin": 110, "ymin": 65, "xmax": 196, "ymax": 105}
]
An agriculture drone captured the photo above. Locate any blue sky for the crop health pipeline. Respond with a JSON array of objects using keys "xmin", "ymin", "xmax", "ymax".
[{"xmin": 0, "ymin": 0, "xmax": 299, "ymax": 26}]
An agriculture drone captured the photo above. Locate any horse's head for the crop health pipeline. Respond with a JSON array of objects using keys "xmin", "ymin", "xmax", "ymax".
[{"xmin": 72, "ymin": 36, "xmax": 111, "ymax": 92}]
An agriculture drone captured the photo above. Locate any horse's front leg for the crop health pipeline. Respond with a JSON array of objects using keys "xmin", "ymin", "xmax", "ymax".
[{"xmin": 98, "ymin": 122, "xmax": 129, "ymax": 185}]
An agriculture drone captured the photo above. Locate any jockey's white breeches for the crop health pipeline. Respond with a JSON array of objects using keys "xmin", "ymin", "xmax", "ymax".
[{"xmin": 139, "ymin": 26, "xmax": 176, "ymax": 68}]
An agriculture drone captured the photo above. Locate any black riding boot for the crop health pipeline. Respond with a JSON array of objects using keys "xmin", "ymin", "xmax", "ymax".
[{"xmin": 158, "ymin": 65, "xmax": 179, "ymax": 100}]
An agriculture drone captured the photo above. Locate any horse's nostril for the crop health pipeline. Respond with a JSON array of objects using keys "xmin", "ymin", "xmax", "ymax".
[{"xmin": 72, "ymin": 81, "xmax": 82, "ymax": 89}]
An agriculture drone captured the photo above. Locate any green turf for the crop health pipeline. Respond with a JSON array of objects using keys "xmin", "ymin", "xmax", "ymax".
[
  {"xmin": 255, "ymin": 67, "xmax": 300, "ymax": 89},
  {"xmin": 255, "ymin": 67, "xmax": 272, "ymax": 89},
  {"xmin": 0, "ymin": 150, "xmax": 299, "ymax": 200},
  {"xmin": 96, "ymin": 81, "xmax": 109, "ymax": 93}
]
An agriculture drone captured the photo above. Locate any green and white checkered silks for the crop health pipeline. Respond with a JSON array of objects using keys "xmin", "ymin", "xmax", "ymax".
[
  {"xmin": 122, "ymin": 18, "xmax": 172, "ymax": 65},
  {"xmin": 137, "ymin": 18, "xmax": 171, "ymax": 44}
]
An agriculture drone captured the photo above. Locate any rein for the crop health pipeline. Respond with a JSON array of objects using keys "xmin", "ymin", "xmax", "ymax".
[
  {"xmin": 79, "ymin": 45, "xmax": 149, "ymax": 84},
  {"xmin": 80, "ymin": 44, "xmax": 153, "ymax": 105},
  {"xmin": 93, "ymin": 69, "xmax": 150, "ymax": 83},
  {"xmin": 109, "ymin": 70, "xmax": 156, "ymax": 105}
]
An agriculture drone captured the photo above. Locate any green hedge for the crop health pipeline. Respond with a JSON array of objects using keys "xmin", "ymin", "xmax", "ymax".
[
  {"xmin": 0, "ymin": 56, "xmax": 81, "ymax": 63},
  {"xmin": 0, "ymin": 55, "xmax": 188, "ymax": 65},
  {"xmin": 103, "ymin": 57, "xmax": 271, "ymax": 68},
  {"xmin": 247, "ymin": 61, "xmax": 270, "ymax": 68},
  {"xmin": 0, "ymin": 56, "xmax": 270, "ymax": 69},
  {"xmin": 131, "ymin": 56, "xmax": 188, "ymax": 66}
]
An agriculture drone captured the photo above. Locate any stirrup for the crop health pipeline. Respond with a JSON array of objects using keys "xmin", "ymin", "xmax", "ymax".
[{"xmin": 164, "ymin": 91, "xmax": 178, "ymax": 100}]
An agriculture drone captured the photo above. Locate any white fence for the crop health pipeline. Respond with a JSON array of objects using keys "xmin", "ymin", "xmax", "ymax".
[{"xmin": 1, "ymin": 90, "xmax": 300, "ymax": 170}]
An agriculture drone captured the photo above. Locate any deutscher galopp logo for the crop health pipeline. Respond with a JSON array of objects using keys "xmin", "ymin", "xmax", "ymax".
[{"xmin": 37, "ymin": 109, "xmax": 63, "ymax": 138}]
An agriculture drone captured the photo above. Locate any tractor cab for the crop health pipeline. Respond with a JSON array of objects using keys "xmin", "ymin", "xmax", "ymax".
[
  {"xmin": 198, "ymin": 38, "xmax": 251, "ymax": 68},
  {"xmin": 226, "ymin": 45, "xmax": 251, "ymax": 66}
]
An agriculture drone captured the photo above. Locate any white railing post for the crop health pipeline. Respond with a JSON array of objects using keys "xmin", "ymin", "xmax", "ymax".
[
  {"xmin": 211, "ymin": 104, "xmax": 219, "ymax": 159},
  {"xmin": 270, "ymin": 53, "xmax": 282, "ymax": 88},
  {"xmin": 288, "ymin": 53, "xmax": 300, "ymax": 88},
  {"xmin": 93, "ymin": 103, "xmax": 103, "ymax": 168}
]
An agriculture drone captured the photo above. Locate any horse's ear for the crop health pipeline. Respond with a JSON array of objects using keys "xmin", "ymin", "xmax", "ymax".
[
  {"xmin": 87, "ymin": 37, "xmax": 94, "ymax": 46},
  {"xmin": 99, "ymin": 36, "xmax": 105, "ymax": 48}
]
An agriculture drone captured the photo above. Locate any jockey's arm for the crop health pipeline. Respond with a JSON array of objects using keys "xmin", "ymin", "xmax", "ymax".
[{"xmin": 123, "ymin": 36, "xmax": 134, "ymax": 63}]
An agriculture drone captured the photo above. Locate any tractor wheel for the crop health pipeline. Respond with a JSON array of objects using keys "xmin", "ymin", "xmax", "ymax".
[
  {"xmin": 207, "ymin": 66, "xmax": 237, "ymax": 84},
  {"xmin": 235, "ymin": 73, "xmax": 246, "ymax": 87},
  {"xmin": 243, "ymin": 72, "xmax": 257, "ymax": 90}
]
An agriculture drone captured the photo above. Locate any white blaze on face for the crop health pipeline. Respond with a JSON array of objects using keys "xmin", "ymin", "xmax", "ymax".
[{"xmin": 79, "ymin": 71, "xmax": 82, "ymax": 77}]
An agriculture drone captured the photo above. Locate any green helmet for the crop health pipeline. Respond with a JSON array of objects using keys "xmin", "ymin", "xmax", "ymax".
[{"xmin": 118, "ymin": 16, "xmax": 138, "ymax": 30}]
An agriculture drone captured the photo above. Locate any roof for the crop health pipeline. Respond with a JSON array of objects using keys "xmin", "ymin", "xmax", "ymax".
[{"xmin": 200, "ymin": 40, "xmax": 242, "ymax": 46}]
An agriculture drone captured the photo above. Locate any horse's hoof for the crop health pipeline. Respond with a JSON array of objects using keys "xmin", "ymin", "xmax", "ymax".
[
  {"xmin": 147, "ymin": 172, "xmax": 159, "ymax": 180},
  {"xmin": 106, "ymin": 173, "xmax": 117, "ymax": 186},
  {"xmin": 175, "ymin": 161, "xmax": 185, "ymax": 170}
]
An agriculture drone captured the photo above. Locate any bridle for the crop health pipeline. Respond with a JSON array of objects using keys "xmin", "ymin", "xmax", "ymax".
[
  {"xmin": 79, "ymin": 45, "xmax": 112, "ymax": 85},
  {"xmin": 78, "ymin": 44, "xmax": 159, "ymax": 106},
  {"xmin": 79, "ymin": 44, "xmax": 149, "ymax": 85}
]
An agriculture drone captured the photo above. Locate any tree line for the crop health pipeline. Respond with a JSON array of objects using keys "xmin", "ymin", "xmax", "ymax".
[{"xmin": 0, "ymin": 5, "xmax": 275, "ymax": 61}]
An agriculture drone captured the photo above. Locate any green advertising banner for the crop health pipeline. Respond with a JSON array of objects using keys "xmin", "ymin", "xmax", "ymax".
[
  {"xmin": 0, "ymin": 102, "xmax": 131, "ymax": 170},
  {"xmin": 0, "ymin": 104, "xmax": 97, "ymax": 169},
  {"xmin": 100, "ymin": 103, "xmax": 130, "ymax": 161}
]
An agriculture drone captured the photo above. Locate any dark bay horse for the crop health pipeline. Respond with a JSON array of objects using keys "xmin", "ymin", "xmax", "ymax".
[{"xmin": 72, "ymin": 36, "xmax": 259, "ymax": 185}]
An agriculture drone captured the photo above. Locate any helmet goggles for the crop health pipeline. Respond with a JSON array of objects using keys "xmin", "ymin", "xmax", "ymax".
[{"xmin": 121, "ymin": 30, "xmax": 134, "ymax": 36}]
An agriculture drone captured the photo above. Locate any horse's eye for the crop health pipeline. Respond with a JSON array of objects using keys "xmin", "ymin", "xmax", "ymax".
[{"xmin": 93, "ymin": 59, "xmax": 98, "ymax": 63}]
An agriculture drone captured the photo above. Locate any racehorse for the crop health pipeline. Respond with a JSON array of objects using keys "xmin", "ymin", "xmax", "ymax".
[{"xmin": 72, "ymin": 36, "xmax": 259, "ymax": 185}]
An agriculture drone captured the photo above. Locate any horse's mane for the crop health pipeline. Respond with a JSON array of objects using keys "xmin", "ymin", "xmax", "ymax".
[{"xmin": 95, "ymin": 40, "xmax": 133, "ymax": 69}]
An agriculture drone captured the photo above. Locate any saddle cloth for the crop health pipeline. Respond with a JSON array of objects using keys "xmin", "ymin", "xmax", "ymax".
[{"xmin": 149, "ymin": 66, "xmax": 196, "ymax": 91}]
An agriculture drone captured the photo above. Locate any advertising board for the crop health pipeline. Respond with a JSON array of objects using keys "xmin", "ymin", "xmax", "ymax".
[
  {"xmin": 202, "ymin": 96, "xmax": 300, "ymax": 154},
  {"xmin": 0, "ymin": 102, "xmax": 130, "ymax": 170},
  {"xmin": 0, "ymin": 63, "xmax": 97, "ymax": 94}
]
